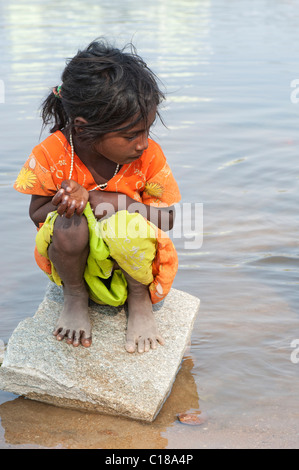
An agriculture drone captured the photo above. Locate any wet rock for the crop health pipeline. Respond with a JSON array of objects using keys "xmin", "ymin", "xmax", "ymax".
[
  {"xmin": 0, "ymin": 284, "xmax": 200, "ymax": 422},
  {"xmin": 177, "ymin": 411, "xmax": 208, "ymax": 426},
  {"xmin": 0, "ymin": 342, "xmax": 5, "ymax": 365}
]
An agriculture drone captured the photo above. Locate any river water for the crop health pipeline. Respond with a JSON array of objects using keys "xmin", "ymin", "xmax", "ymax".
[{"xmin": 0, "ymin": 0, "xmax": 299, "ymax": 449}]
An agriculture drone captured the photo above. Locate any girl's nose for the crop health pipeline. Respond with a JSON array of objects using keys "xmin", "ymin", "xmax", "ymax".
[{"xmin": 135, "ymin": 132, "xmax": 149, "ymax": 152}]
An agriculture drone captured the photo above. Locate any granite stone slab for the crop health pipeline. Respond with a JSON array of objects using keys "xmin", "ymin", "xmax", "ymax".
[{"xmin": 0, "ymin": 284, "xmax": 200, "ymax": 422}]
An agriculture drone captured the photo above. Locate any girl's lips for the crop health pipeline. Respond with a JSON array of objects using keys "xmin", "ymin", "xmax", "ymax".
[
  {"xmin": 122, "ymin": 153, "xmax": 143, "ymax": 164},
  {"xmin": 128, "ymin": 154, "xmax": 142, "ymax": 161}
]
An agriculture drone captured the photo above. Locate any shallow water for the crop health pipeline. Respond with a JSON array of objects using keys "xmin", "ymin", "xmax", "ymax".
[{"xmin": 1, "ymin": 0, "xmax": 299, "ymax": 449}]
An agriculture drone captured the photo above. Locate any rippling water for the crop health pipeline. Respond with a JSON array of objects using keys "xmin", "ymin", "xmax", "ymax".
[{"xmin": 0, "ymin": 0, "xmax": 299, "ymax": 449}]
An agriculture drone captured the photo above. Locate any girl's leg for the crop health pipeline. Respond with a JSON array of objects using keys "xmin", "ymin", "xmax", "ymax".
[
  {"xmin": 122, "ymin": 270, "xmax": 165, "ymax": 354},
  {"xmin": 48, "ymin": 214, "xmax": 92, "ymax": 347}
]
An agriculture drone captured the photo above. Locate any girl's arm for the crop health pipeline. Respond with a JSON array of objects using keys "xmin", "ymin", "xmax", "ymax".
[
  {"xmin": 89, "ymin": 190, "xmax": 175, "ymax": 232},
  {"xmin": 29, "ymin": 180, "xmax": 175, "ymax": 231},
  {"xmin": 29, "ymin": 195, "xmax": 57, "ymax": 226},
  {"xmin": 29, "ymin": 180, "xmax": 89, "ymax": 226}
]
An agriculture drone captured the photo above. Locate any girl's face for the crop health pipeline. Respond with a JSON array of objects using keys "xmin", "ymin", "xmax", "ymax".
[{"xmin": 93, "ymin": 106, "xmax": 157, "ymax": 165}]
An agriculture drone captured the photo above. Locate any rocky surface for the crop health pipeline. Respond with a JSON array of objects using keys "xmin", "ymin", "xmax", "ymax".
[{"xmin": 0, "ymin": 283, "xmax": 200, "ymax": 422}]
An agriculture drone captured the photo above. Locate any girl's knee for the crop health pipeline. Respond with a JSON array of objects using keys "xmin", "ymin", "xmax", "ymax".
[{"xmin": 51, "ymin": 214, "xmax": 89, "ymax": 254}]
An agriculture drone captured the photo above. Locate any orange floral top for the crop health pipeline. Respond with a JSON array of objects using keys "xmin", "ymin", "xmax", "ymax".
[{"xmin": 14, "ymin": 130, "xmax": 181, "ymax": 207}]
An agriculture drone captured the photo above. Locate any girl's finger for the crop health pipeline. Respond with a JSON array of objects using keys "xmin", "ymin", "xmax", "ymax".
[
  {"xmin": 76, "ymin": 200, "xmax": 86, "ymax": 216},
  {"xmin": 65, "ymin": 199, "xmax": 77, "ymax": 218},
  {"xmin": 61, "ymin": 179, "xmax": 74, "ymax": 193},
  {"xmin": 52, "ymin": 188, "xmax": 65, "ymax": 205},
  {"xmin": 56, "ymin": 196, "xmax": 69, "ymax": 216}
]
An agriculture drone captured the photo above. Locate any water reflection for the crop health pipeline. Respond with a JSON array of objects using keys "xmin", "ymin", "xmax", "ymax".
[
  {"xmin": 2, "ymin": 0, "xmax": 212, "ymax": 114},
  {"xmin": 0, "ymin": 356, "xmax": 200, "ymax": 449}
]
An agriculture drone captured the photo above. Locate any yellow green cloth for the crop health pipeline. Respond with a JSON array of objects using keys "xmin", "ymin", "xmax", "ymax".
[{"xmin": 35, "ymin": 203, "xmax": 157, "ymax": 306}]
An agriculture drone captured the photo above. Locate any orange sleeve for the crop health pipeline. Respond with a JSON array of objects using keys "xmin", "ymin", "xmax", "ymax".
[
  {"xmin": 141, "ymin": 141, "xmax": 181, "ymax": 207},
  {"xmin": 14, "ymin": 145, "xmax": 58, "ymax": 196}
]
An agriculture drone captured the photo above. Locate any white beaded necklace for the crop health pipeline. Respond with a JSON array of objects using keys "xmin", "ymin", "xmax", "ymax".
[{"xmin": 69, "ymin": 134, "xmax": 120, "ymax": 191}]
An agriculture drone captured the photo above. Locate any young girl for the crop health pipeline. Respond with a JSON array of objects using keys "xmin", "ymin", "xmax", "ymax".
[{"xmin": 14, "ymin": 39, "xmax": 181, "ymax": 354}]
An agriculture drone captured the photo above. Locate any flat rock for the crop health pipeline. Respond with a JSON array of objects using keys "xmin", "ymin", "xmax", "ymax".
[{"xmin": 0, "ymin": 284, "xmax": 200, "ymax": 422}]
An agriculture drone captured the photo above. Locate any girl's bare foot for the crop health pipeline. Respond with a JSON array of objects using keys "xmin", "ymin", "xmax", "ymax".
[
  {"xmin": 53, "ymin": 284, "xmax": 92, "ymax": 347},
  {"xmin": 124, "ymin": 272, "xmax": 164, "ymax": 353}
]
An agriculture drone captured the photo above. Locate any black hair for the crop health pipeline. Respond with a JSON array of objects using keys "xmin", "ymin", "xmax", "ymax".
[{"xmin": 41, "ymin": 38, "xmax": 165, "ymax": 141}]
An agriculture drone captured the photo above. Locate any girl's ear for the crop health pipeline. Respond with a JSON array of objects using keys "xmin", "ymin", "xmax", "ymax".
[{"xmin": 74, "ymin": 117, "xmax": 88, "ymax": 133}]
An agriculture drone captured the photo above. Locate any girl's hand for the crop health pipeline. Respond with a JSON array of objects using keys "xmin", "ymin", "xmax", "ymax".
[{"xmin": 52, "ymin": 180, "xmax": 89, "ymax": 218}]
